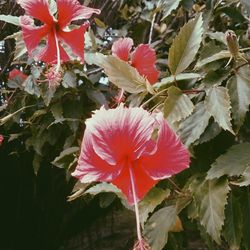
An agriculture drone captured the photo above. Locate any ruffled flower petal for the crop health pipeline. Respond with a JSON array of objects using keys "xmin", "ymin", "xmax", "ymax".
[
  {"xmin": 86, "ymin": 105, "xmax": 155, "ymax": 165},
  {"xmin": 20, "ymin": 16, "xmax": 49, "ymax": 55},
  {"xmin": 57, "ymin": 23, "xmax": 89, "ymax": 62},
  {"xmin": 131, "ymin": 44, "xmax": 160, "ymax": 84},
  {"xmin": 72, "ymin": 128, "xmax": 122, "ymax": 183},
  {"xmin": 35, "ymin": 32, "xmax": 70, "ymax": 63},
  {"xmin": 112, "ymin": 160, "xmax": 158, "ymax": 205},
  {"xmin": 17, "ymin": 0, "xmax": 54, "ymax": 25},
  {"xmin": 142, "ymin": 114, "xmax": 190, "ymax": 179},
  {"xmin": 57, "ymin": 0, "xmax": 101, "ymax": 28},
  {"xmin": 112, "ymin": 37, "xmax": 134, "ymax": 61}
]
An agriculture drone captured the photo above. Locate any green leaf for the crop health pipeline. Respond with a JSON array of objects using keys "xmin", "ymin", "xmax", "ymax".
[
  {"xmin": 158, "ymin": 0, "xmax": 181, "ymax": 20},
  {"xmin": 196, "ymin": 178, "xmax": 230, "ymax": 244},
  {"xmin": 168, "ymin": 14, "xmax": 203, "ymax": 75},
  {"xmin": 240, "ymin": 0, "xmax": 250, "ymax": 14},
  {"xmin": 233, "ymin": 166, "xmax": 250, "ymax": 187},
  {"xmin": 0, "ymin": 15, "xmax": 19, "ymax": 26},
  {"xmin": 62, "ymin": 71, "xmax": 77, "ymax": 88},
  {"xmin": 241, "ymin": 190, "xmax": 250, "ymax": 250},
  {"xmin": 51, "ymin": 103, "xmax": 63, "ymax": 121},
  {"xmin": 164, "ymin": 86, "xmax": 194, "ymax": 123},
  {"xmin": 139, "ymin": 188, "xmax": 170, "ymax": 228},
  {"xmin": 227, "ymin": 65, "xmax": 250, "ymax": 131},
  {"xmin": 100, "ymin": 55, "xmax": 150, "ymax": 94},
  {"xmin": 178, "ymin": 102, "xmax": 211, "ymax": 147},
  {"xmin": 51, "ymin": 147, "xmax": 79, "ymax": 168},
  {"xmin": 155, "ymin": 73, "xmax": 201, "ymax": 88},
  {"xmin": 23, "ymin": 76, "xmax": 40, "ymax": 97},
  {"xmin": 207, "ymin": 143, "xmax": 250, "ymax": 179},
  {"xmin": 196, "ymin": 51, "xmax": 231, "ymax": 68},
  {"xmin": 205, "ymin": 86, "xmax": 233, "ymax": 133},
  {"xmin": 223, "ymin": 193, "xmax": 243, "ymax": 250},
  {"xmin": 144, "ymin": 205, "xmax": 177, "ymax": 250}
]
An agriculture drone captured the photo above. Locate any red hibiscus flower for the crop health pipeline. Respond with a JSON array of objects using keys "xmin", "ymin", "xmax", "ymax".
[
  {"xmin": 9, "ymin": 68, "xmax": 28, "ymax": 81},
  {"xmin": 18, "ymin": 0, "xmax": 100, "ymax": 66},
  {"xmin": 0, "ymin": 135, "xmax": 4, "ymax": 146},
  {"xmin": 72, "ymin": 105, "xmax": 190, "ymax": 204},
  {"xmin": 112, "ymin": 38, "xmax": 160, "ymax": 84}
]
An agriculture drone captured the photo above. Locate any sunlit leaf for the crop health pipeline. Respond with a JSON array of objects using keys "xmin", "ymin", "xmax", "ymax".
[
  {"xmin": 205, "ymin": 86, "xmax": 233, "ymax": 133},
  {"xmin": 144, "ymin": 205, "xmax": 177, "ymax": 250},
  {"xmin": 62, "ymin": 71, "xmax": 77, "ymax": 88},
  {"xmin": 233, "ymin": 166, "xmax": 250, "ymax": 187},
  {"xmin": 227, "ymin": 65, "xmax": 250, "ymax": 131},
  {"xmin": 207, "ymin": 143, "xmax": 250, "ymax": 179},
  {"xmin": 164, "ymin": 86, "xmax": 194, "ymax": 123},
  {"xmin": 0, "ymin": 14, "xmax": 19, "ymax": 26},
  {"xmin": 168, "ymin": 14, "xmax": 203, "ymax": 75},
  {"xmin": 178, "ymin": 102, "xmax": 211, "ymax": 147},
  {"xmin": 158, "ymin": 0, "xmax": 181, "ymax": 20}
]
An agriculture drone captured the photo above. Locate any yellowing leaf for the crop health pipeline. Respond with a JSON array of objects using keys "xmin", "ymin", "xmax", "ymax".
[
  {"xmin": 168, "ymin": 14, "xmax": 203, "ymax": 75},
  {"xmin": 169, "ymin": 216, "xmax": 183, "ymax": 232}
]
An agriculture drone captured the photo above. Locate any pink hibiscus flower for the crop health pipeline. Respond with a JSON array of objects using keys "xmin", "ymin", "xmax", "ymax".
[
  {"xmin": 72, "ymin": 105, "xmax": 190, "ymax": 204},
  {"xmin": 0, "ymin": 135, "xmax": 4, "ymax": 146},
  {"xmin": 18, "ymin": 0, "xmax": 100, "ymax": 66},
  {"xmin": 112, "ymin": 38, "xmax": 160, "ymax": 84}
]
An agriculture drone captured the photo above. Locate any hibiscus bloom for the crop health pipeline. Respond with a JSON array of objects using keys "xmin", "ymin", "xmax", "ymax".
[
  {"xmin": 111, "ymin": 38, "xmax": 160, "ymax": 84},
  {"xmin": 0, "ymin": 135, "xmax": 4, "ymax": 146},
  {"xmin": 9, "ymin": 68, "xmax": 28, "ymax": 81},
  {"xmin": 72, "ymin": 105, "xmax": 190, "ymax": 205},
  {"xmin": 18, "ymin": 0, "xmax": 100, "ymax": 66}
]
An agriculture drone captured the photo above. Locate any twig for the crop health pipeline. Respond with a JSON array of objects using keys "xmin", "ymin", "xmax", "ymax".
[{"xmin": 148, "ymin": 12, "xmax": 156, "ymax": 44}]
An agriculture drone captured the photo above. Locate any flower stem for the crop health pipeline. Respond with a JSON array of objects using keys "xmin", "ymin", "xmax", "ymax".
[
  {"xmin": 53, "ymin": 29, "xmax": 61, "ymax": 73},
  {"xmin": 129, "ymin": 167, "xmax": 143, "ymax": 250}
]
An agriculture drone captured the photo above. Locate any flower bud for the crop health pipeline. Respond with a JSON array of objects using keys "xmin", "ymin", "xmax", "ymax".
[{"xmin": 225, "ymin": 30, "xmax": 239, "ymax": 58}]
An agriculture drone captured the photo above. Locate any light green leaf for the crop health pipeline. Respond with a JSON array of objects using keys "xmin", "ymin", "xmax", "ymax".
[
  {"xmin": 223, "ymin": 193, "xmax": 243, "ymax": 250},
  {"xmin": 144, "ymin": 205, "xmax": 177, "ymax": 250},
  {"xmin": 196, "ymin": 50, "xmax": 231, "ymax": 68},
  {"xmin": 62, "ymin": 71, "xmax": 77, "ymax": 88},
  {"xmin": 207, "ymin": 143, "xmax": 250, "ymax": 179},
  {"xmin": 206, "ymin": 31, "xmax": 227, "ymax": 45},
  {"xmin": 227, "ymin": 65, "xmax": 250, "ymax": 131},
  {"xmin": 178, "ymin": 102, "xmax": 211, "ymax": 147},
  {"xmin": 158, "ymin": 0, "xmax": 181, "ymax": 20},
  {"xmin": 164, "ymin": 86, "xmax": 194, "ymax": 123},
  {"xmin": 139, "ymin": 188, "xmax": 170, "ymax": 228},
  {"xmin": 233, "ymin": 166, "xmax": 250, "ymax": 187},
  {"xmin": 51, "ymin": 147, "xmax": 79, "ymax": 168},
  {"xmin": 0, "ymin": 15, "xmax": 20, "ymax": 26},
  {"xmin": 205, "ymin": 86, "xmax": 233, "ymax": 133},
  {"xmin": 196, "ymin": 178, "xmax": 230, "ymax": 244},
  {"xmin": 23, "ymin": 76, "xmax": 40, "ymax": 97},
  {"xmin": 100, "ymin": 55, "xmax": 150, "ymax": 94},
  {"xmin": 168, "ymin": 14, "xmax": 203, "ymax": 75},
  {"xmin": 155, "ymin": 73, "xmax": 201, "ymax": 88}
]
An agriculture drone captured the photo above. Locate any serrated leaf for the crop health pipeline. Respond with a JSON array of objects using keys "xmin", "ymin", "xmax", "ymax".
[
  {"xmin": 196, "ymin": 178, "xmax": 230, "ymax": 244},
  {"xmin": 158, "ymin": 0, "xmax": 181, "ymax": 20},
  {"xmin": 168, "ymin": 14, "xmax": 203, "ymax": 75},
  {"xmin": 164, "ymin": 86, "xmax": 194, "ymax": 123},
  {"xmin": 196, "ymin": 51, "xmax": 231, "ymax": 68},
  {"xmin": 51, "ymin": 147, "xmax": 79, "ymax": 168},
  {"xmin": 205, "ymin": 86, "xmax": 233, "ymax": 133},
  {"xmin": 0, "ymin": 15, "xmax": 20, "ymax": 26},
  {"xmin": 207, "ymin": 143, "xmax": 250, "ymax": 179},
  {"xmin": 233, "ymin": 166, "xmax": 250, "ymax": 187},
  {"xmin": 23, "ymin": 76, "xmax": 40, "ymax": 97},
  {"xmin": 223, "ymin": 193, "xmax": 243, "ymax": 250},
  {"xmin": 178, "ymin": 102, "xmax": 211, "ymax": 147},
  {"xmin": 62, "ymin": 71, "xmax": 77, "ymax": 88},
  {"xmin": 139, "ymin": 188, "xmax": 170, "ymax": 228},
  {"xmin": 227, "ymin": 65, "xmax": 250, "ymax": 131},
  {"xmin": 155, "ymin": 73, "xmax": 201, "ymax": 88},
  {"xmin": 144, "ymin": 205, "xmax": 177, "ymax": 250},
  {"xmin": 100, "ymin": 55, "xmax": 149, "ymax": 94}
]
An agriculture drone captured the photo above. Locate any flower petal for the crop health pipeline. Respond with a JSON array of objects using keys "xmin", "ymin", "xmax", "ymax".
[
  {"xmin": 131, "ymin": 44, "xmax": 160, "ymax": 84},
  {"xmin": 20, "ymin": 16, "xmax": 49, "ymax": 55},
  {"xmin": 112, "ymin": 38, "xmax": 134, "ymax": 61},
  {"xmin": 112, "ymin": 161, "xmax": 158, "ymax": 205},
  {"xmin": 72, "ymin": 129, "xmax": 122, "ymax": 183},
  {"xmin": 87, "ymin": 105, "xmax": 155, "ymax": 165},
  {"xmin": 57, "ymin": 23, "xmax": 89, "ymax": 62},
  {"xmin": 35, "ymin": 32, "xmax": 70, "ymax": 63},
  {"xmin": 57, "ymin": 0, "xmax": 101, "ymax": 28},
  {"xmin": 9, "ymin": 69, "xmax": 28, "ymax": 81},
  {"xmin": 17, "ymin": 0, "xmax": 54, "ymax": 25},
  {"xmin": 142, "ymin": 114, "xmax": 190, "ymax": 179}
]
